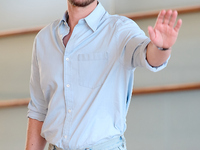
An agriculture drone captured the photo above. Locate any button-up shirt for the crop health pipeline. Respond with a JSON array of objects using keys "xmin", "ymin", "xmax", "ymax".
[{"xmin": 28, "ymin": 2, "xmax": 168, "ymax": 150}]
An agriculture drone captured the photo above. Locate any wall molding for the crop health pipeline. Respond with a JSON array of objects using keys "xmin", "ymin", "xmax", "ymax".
[
  {"xmin": 0, "ymin": 5, "xmax": 200, "ymax": 38},
  {"xmin": 0, "ymin": 82, "xmax": 200, "ymax": 108}
]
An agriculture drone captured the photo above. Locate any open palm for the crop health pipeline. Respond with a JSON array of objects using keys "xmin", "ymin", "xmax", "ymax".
[{"xmin": 148, "ymin": 10, "xmax": 182, "ymax": 49}]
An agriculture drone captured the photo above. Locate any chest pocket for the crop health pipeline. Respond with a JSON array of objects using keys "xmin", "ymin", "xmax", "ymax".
[{"xmin": 78, "ymin": 52, "xmax": 108, "ymax": 89}]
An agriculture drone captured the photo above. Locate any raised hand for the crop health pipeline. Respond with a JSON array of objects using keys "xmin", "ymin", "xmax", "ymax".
[{"xmin": 148, "ymin": 10, "xmax": 182, "ymax": 49}]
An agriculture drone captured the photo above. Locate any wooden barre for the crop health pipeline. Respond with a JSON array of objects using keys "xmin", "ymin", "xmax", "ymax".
[
  {"xmin": 0, "ymin": 5, "xmax": 200, "ymax": 38},
  {"xmin": 123, "ymin": 5, "xmax": 200, "ymax": 20},
  {"xmin": 0, "ymin": 82, "xmax": 200, "ymax": 108},
  {"xmin": 0, "ymin": 26, "xmax": 44, "ymax": 38},
  {"xmin": 0, "ymin": 98, "xmax": 30, "ymax": 108},
  {"xmin": 132, "ymin": 82, "xmax": 200, "ymax": 95}
]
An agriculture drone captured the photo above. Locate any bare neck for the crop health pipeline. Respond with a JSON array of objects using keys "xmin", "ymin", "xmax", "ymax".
[{"xmin": 67, "ymin": 1, "xmax": 98, "ymax": 31}]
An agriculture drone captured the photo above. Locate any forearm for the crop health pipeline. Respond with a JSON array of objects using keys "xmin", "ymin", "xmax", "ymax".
[
  {"xmin": 25, "ymin": 118, "xmax": 46, "ymax": 150},
  {"xmin": 146, "ymin": 41, "xmax": 171, "ymax": 67}
]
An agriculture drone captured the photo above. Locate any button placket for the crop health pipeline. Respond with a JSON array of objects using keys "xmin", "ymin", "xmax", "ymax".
[
  {"xmin": 62, "ymin": 25, "xmax": 79, "ymax": 149},
  {"xmin": 63, "ymin": 47, "xmax": 74, "ymax": 147}
]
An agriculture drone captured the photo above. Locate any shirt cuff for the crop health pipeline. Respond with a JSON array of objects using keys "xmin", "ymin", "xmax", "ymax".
[
  {"xmin": 142, "ymin": 47, "xmax": 170, "ymax": 72},
  {"xmin": 27, "ymin": 110, "xmax": 46, "ymax": 122},
  {"xmin": 27, "ymin": 101, "xmax": 47, "ymax": 122}
]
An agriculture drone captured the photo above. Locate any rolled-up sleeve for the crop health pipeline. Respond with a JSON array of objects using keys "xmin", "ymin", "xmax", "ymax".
[
  {"xmin": 129, "ymin": 37, "xmax": 169, "ymax": 72},
  {"xmin": 27, "ymin": 38, "xmax": 47, "ymax": 121},
  {"xmin": 117, "ymin": 17, "xmax": 169, "ymax": 71}
]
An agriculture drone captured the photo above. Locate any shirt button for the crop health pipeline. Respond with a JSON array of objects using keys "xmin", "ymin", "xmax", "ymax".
[
  {"xmin": 66, "ymin": 58, "xmax": 69, "ymax": 61},
  {"xmin": 66, "ymin": 84, "xmax": 70, "ymax": 88},
  {"xmin": 68, "ymin": 109, "xmax": 72, "ymax": 113}
]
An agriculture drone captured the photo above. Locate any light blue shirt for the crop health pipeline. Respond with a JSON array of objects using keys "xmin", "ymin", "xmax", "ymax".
[{"xmin": 28, "ymin": 2, "xmax": 168, "ymax": 150}]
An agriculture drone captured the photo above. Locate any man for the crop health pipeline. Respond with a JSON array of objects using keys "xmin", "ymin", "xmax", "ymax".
[{"xmin": 26, "ymin": 0, "xmax": 182, "ymax": 150}]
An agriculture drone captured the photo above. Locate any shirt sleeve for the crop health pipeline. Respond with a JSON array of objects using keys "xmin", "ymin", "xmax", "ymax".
[
  {"xmin": 117, "ymin": 16, "xmax": 169, "ymax": 72},
  {"xmin": 127, "ymin": 37, "xmax": 169, "ymax": 72},
  {"xmin": 27, "ymin": 38, "xmax": 48, "ymax": 121}
]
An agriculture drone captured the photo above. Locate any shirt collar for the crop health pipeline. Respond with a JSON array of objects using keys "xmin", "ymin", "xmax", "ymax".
[
  {"xmin": 59, "ymin": 11, "xmax": 69, "ymax": 26},
  {"xmin": 84, "ymin": 2, "xmax": 106, "ymax": 32},
  {"xmin": 58, "ymin": 2, "xmax": 106, "ymax": 32}
]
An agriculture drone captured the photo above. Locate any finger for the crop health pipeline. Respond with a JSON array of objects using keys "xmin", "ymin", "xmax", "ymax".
[
  {"xmin": 148, "ymin": 26, "xmax": 155, "ymax": 41},
  {"xmin": 169, "ymin": 10, "xmax": 178, "ymax": 27},
  {"xmin": 156, "ymin": 10, "xmax": 166, "ymax": 25},
  {"xmin": 163, "ymin": 10, "xmax": 172, "ymax": 24},
  {"xmin": 174, "ymin": 19, "xmax": 182, "ymax": 32}
]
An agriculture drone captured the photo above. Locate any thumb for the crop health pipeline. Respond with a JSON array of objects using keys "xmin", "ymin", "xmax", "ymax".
[{"xmin": 148, "ymin": 26, "xmax": 155, "ymax": 41}]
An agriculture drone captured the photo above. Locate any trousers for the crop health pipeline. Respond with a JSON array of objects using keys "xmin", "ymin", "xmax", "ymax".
[{"xmin": 48, "ymin": 136, "xmax": 127, "ymax": 150}]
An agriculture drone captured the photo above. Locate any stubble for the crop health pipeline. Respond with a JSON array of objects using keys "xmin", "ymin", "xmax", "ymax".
[{"xmin": 68, "ymin": 0, "xmax": 95, "ymax": 7}]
